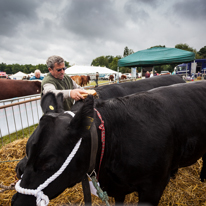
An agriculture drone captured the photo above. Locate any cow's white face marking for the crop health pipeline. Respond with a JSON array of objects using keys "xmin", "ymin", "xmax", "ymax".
[{"xmin": 37, "ymin": 90, "xmax": 39, "ymax": 92}]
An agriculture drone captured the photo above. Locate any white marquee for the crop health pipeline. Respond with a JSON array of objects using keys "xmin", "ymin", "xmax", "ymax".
[{"xmin": 65, "ymin": 65, "xmax": 118, "ymax": 75}]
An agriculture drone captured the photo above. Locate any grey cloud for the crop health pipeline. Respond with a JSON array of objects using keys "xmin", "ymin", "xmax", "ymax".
[
  {"xmin": 61, "ymin": 0, "xmax": 123, "ymax": 40},
  {"xmin": 0, "ymin": 0, "xmax": 205, "ymax": 66},
  {"xmin": 123, "ymin": 0, "xmax": 162, "ymax": 23},
  {"xmin": 124, "ymin": 2, "xmax": 150, "ymax": 23},
  {"xmin": 126, "ymin": 0, "xmax": 160, "ymax": 8},
  {"xmin": 172, "ymin": 0, "xmax": 206, "ymax": 21},
  {"xmin": 0, "ymin": 0, "xmax": 39, "ymax": 37}
]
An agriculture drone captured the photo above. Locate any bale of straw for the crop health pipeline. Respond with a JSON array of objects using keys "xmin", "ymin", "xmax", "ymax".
[{"xmin": 0, "ymin": 138, "xmax": 206, "ymax": 206}]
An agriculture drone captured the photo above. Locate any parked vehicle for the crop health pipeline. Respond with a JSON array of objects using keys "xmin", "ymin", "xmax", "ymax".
[
  {"xmin": 174, "ymin": 59, "xmax": 206, "ymax": 76},
  {"xmin": 103, "ymin": 74, "xmax": 110, "ymax": 80},
  {"xmin": 99, "ymin": 74, "xmax": 105, "ymax": 80},
  {"xmin": 160, "ymin": 71, "xmax": 171, "ymax": 75},
  {"xmin": 123, "ymin": 73, "xmax": 131, "ymax": 78},
  {"xmin": 0, "ymin": 72, "xmax": 8, "ymax": 79}
]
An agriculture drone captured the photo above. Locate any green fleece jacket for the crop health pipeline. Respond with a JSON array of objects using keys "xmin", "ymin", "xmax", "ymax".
[{"xmin": 41, "ymin": 73, "xmax": 74, "ymax": 111}]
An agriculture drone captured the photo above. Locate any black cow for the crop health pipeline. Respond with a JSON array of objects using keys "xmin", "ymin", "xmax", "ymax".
[
  {"xmin": 12, "ymin": 81, "xmax": 206, "ymax": 206},
  {"xmin": 94, "ymin": 75, "xmax": 185, "ymax": 100},
  {"xmin": 13, "ymin": 75, "xmax": 185, "ymax": 204},
  {"xmin": 15, "ymin": 75, "xmax": 186, "ymax": 179}
]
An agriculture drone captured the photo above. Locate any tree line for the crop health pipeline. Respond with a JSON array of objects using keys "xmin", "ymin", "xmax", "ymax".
[
  {"xmin": 0, "ymin": 61, "xmax": 70, "ymax": 75},
  {"xmin": 0, "ymin": 44, "xmax": 206, "ymax": 75}
]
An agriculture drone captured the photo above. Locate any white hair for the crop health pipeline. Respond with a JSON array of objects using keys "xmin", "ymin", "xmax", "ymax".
[{"xmin": 34, "ymin": 69, "xmax": 41, "ymax": 74}]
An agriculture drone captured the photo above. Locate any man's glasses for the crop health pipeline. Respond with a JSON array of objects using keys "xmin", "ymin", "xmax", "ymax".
[{"xmin": 56, "ymin": 67, "xmax": 66, "ymax": 72}]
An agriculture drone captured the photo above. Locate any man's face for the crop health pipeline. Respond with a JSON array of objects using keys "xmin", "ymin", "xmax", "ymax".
[
  {"xmin": 35, "ymin": 72, "xmax": 40, "ymax": 79},
  {"xmin": 49, "ymin": 62, "xmax": 65, "ymax": 80}
]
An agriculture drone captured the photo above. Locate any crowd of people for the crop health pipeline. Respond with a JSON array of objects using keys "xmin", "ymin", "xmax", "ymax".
[{"xmin": 145, "ymin": 71, "xmax": 159, "ymax": 78}]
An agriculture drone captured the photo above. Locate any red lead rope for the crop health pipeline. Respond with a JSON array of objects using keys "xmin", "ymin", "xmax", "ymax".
[{"xmin": 94, "ymin": 108, "xmax": 105, "ymax": 180}]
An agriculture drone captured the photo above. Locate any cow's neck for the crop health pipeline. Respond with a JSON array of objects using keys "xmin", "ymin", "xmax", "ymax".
[
  {"xmin": 70, "ymin": 105, "xmax": 105, "ymax": 178},
  {"xmin": 65, "ymin": 109, "xmax": 99, "ymax": 175}
]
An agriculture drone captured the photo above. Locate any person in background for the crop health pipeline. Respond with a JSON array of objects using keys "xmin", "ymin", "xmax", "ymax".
[
  {"xmin": 153, "ymin": 71, "xmax": 157, "ymax": 76},
  {"xmin": 113, "ymin": 73, "xmax": 116, "ymax": 81},
  {"xmin": 145, "ymin": 71, "xmax": 150, "ymax": 78},
  {"xmin": 150, "ymin": 71, "xmax": 153, "ymax": 77},
  {"xmin": 30, "ymin": 69, "xmax": 44, "ymax": 80},
  {"xmin": 41, "ymin": 55, "xmax": 88, "ymax": 111},
  {"xmin": 95, "ymin": 72, "xmax": 99, "ymax": 87}
]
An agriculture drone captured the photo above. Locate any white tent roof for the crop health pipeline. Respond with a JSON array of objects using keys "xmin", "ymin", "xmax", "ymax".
[
  {"xmin": 65, "ymin": 65, "xmax": 117, "ymax": 75},
  {"xmin": 10, "ymin": 71, "xmax": 28, "ymax": 80},
  {"xmin": 29, "ymin": 72, "xmax": 34, "ymax": 76},
  {"xmin": 12, "ymin": 71, "xmax": 28, "ymax": 77}
]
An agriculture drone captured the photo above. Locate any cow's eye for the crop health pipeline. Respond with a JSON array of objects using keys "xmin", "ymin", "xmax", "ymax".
[{"xmin": 42, "ymin": 163, "xmax": 56, "ymax": 171}]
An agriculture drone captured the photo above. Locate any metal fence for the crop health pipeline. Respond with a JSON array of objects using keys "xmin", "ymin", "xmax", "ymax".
[{"xmin": 0, "ymin": 94, "xmax": 42, "ymax": 145}]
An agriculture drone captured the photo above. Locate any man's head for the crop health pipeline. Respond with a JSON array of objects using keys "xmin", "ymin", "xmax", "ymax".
[
  {"xmin": 46, "ymin": 55, "xmax": 66, "ymax": 80},
  {"xmin": 34, "ymin": 69, "xmax": 41, "ymax": 79}
]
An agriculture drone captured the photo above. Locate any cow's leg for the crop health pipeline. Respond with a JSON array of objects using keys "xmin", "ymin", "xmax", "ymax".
[
  {"xmin": 170, "ymin": 168, "xmax": 178, "ymax": 179},
  {"xmin": 81, "ymin": 175, "xmax": 91, "ymax": 206},
  {"xmin": 138, "ymin": 175, "xmax": 170, "ymax": 206},
  {"xmin": 200, "ymin": 153, "xmax": 206, "ymax": 182}
]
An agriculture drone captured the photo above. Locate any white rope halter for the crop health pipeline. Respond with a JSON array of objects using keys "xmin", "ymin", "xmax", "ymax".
[
  {"xmin": 15, "ymin": 111, "xmax": 79, "ymax": 206},
  {"xmin": 64, "ymin": 111, "xmax": 75, "ymax": 117}
]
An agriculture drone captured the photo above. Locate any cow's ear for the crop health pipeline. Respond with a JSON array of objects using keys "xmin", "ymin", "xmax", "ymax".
[
  {"xmin": 56, "ymin": 93, "xmax": 64, "ymax": 113},
  {"xmin": 70, "ymin": 95, "xmax": 94, "ymax": 135},
  {"xmin": 41, "ymin": 92, "xmax": 58, "ymax": 114}
]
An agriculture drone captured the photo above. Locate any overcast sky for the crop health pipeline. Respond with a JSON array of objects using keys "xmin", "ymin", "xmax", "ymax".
[{"xmin": 0, "ymin": 0, "xmax": 206, "ymax": 66}]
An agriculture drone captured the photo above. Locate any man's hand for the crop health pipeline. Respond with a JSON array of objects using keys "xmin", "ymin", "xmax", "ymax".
[{"xmin": 70, "ymin": 89, "xmax": 88, "ymax": 101}]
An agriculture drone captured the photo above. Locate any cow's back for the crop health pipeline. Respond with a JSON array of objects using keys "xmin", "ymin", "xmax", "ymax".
[
  {"xmin": 95, "ymin": 75, "xmax": 185, "ymax": 100},
  {"xmin": 71, "ymin": 75, "xmax": 82, "ymax": 86},
  {"xmin": 95, "ymin": 80, "xmax": 206, "ymax": 177},
  {"xmin": 81, "ymin": 75, "xmax": 89, "ymax": 86},
  {"xmin": 0, "ymin": 79, "xmax": 41, "ymax": 100}
]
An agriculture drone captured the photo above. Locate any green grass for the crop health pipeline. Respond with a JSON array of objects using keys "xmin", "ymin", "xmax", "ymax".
[
  {"xmin": 0, "ymin": 124, "xmax": 38, "ymax": 149},
  {"xmin": 88, "ymin": 80, "xmax": 109, "ymax": 86}
]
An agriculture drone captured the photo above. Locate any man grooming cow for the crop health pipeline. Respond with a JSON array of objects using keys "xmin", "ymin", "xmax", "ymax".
[
  {"xmin": 12, "ymin": 81, "xmax": 206, "ymax": 206},
  {"xmin": 41, "ymin": 55, "xmax": 88, "ymax": 110}
]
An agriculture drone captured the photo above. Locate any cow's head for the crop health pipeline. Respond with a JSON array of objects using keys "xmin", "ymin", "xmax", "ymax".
[
  {"xmin": 32, "ymin": 80, "xmax": 42, "ymax": 93},
  {"xmin": 12, "ymin": 92, "xmax": 94, "ymax": 206}
]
